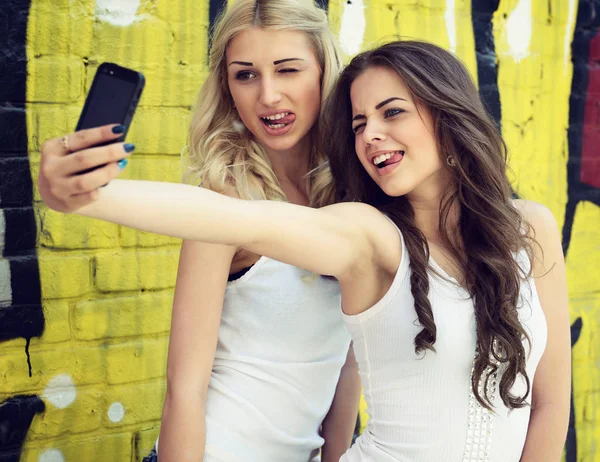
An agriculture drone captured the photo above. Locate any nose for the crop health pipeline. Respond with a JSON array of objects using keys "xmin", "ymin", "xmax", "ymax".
[
  {"xmin": 259, "ymin": 76, "xmax": 283, "ymax": 107},
  {"xmin": 362, "ymin": 120, "xmax": 386, "ymax": 146}
]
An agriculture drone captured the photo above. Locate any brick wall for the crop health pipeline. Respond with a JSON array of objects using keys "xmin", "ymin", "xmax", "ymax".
[{"xmin": 0, "ymin": 1, "xmax": 598, "ymax": 461}]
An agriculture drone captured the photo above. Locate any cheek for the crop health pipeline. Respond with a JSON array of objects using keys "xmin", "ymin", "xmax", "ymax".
[
  {"xmin": 354, "ymin": 142, "xmax": 369, "ymax": 169},
  {"xmin": 297, "ymin": 74, "xmax": 322, "ymax": 113}
]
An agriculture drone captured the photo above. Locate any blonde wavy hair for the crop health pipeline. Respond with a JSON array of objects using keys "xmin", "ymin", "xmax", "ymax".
[{"xmin": 183, "ymin": 0, "xmax": 342, "ymax": 207}]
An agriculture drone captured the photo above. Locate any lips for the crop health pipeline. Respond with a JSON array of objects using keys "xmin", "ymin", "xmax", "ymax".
[
  {"xmin": 261, "ymin": 112, "xmax": 296, "ymax": 125},
  {"xmin": 368, "ymin": 150, "xmax": 404, "ymax": 177},
  {"xmin": 258, "ymin": 110, "xmax": 296, "ymax": 136}
]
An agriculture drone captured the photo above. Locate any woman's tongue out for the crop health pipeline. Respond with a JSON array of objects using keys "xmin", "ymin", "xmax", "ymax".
[{"xmin": 261, "ymin": 112, "xmax": 296, "ymax": 136}]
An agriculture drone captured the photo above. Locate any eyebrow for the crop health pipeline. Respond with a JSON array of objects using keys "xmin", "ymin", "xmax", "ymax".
[
  {"xmin": 228, "ymin": 58, "xmax": 305, "ymax": 67},
  {"xmin": 352, "ymin": 97, "xmax": 407, "ymax": 122}
]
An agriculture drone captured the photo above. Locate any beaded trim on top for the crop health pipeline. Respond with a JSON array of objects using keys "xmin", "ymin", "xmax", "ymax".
[{"xmin": 462, "ymin": 340, "xmax": 500, "ymax": 462}]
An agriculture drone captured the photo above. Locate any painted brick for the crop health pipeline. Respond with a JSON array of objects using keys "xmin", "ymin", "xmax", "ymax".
[
  {"xmin": 94, "ymin": 249, "xmax": 179, "ymax": 292},
  {"xmin": 26, "ymin": 1, "xmax": 94, "ymax": 58},
  {"xmin": 127, "ymin": 107, "xmax": 191, "ymax": 155},
  {"xmin": 120, "ymin": 227, "xmax": 182, "ymax": 248},
  {"xmin": 21, "ymin": 432, "xmax": 132, "ymax": 462},
  {"xmin": 583, "ymin": 391, "xmax": 600, "ymax": 423},
  {"xmin": 0, "ymin": 345, "xmax": 106, "ymax": 395},
  {"xmin": 566, "ymin": 201, "xmax": 600, "ymax": 297},
  {"xmin": 36, "ymin": 205, "xmax": 120, "ymax": 250},
  {"xmin": 119, "ymin": 156, "xmax": 182, "ymax": 183},
  {"xmin": 0, "ymin": 105, "xmax": 27, "ymax": 153},
  {"xmin": 102, "ymin": 379, "xmax": 166, "ymax": 427},
  {"xmin": 73, "ymin": 291, "xmax": 173, "ymax": 341},
  {"xmin": 28, "ymin": 57, "xmax": 84, "ymax": 103},
  {"xmin": 133, "ymin": 66, "xmax": 208, "ymax": 107},
  {"xmin": 0, "ymin": 304, "xmax": 45, "ymax": 346},
  {"xmin": 28, "ymin": 104, "xmax": 83, "ymax": 151},
  {"xmin": 84, "ymin": 17, "xmax": 175, "ymax": 72},
  {"xmin": 2, "ymin": 207, "xmax": 37, "ymax": 254},
  {"xmin": 0, "ymin": 158, "xmax": 33, "ymax": 207},
  {"xmin": 38, "ymin": 253, "xmax": 91, "ymax": 299},
  {"xmin": 28, "ymin": 386, "xmax": 103, "ymax": 439},
  {"xmin": 135, "ymin": 426, "xmax": 161, "ymax": 461},
  {"xmin": 570, "ymin": 304, "xmax": 599, "ymax": 365},
  {"xmin": 104, "ymin": 337, "xmax": 169, "ymax": 385}
]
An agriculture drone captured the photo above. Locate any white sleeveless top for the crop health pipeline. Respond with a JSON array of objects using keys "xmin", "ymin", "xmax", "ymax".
[
  {"xmin": 341, "ymin": 226, "xmax": 547, "ymax": 462},
  {"xmin": 158, "ymin": 257, "xmax": 350, "ymax": 461}
]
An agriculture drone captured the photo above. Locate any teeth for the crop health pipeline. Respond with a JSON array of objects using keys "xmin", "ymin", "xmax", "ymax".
[
  {"xmin": 263, "ymin": 112, "xmax": 289, "ymax": 121},
  {"xmin": 372, "ymin": 151, "xmax": 403, "ymax": 166},
  {"xmin": 269, "ymin": 123, "xmax": 285, "ymax": 129}
]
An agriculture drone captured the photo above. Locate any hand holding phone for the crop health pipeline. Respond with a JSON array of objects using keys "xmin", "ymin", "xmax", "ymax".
[{"xmin": 75, "ymin": 62, "xmax": 145, "ymax": 172}]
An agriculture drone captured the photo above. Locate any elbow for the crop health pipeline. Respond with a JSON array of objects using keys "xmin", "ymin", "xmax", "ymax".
[{"xmin": 165, "ymin": 370, "xmax": 210, "ymax": 405}]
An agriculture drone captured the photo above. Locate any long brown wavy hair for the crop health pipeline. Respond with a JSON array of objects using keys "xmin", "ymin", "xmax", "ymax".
[{"xmin": 323, "ymin": 40, "xmax": 534, "ymax": 410}]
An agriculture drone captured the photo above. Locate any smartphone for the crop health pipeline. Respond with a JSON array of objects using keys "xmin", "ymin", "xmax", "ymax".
[{"xmin": 75, "ymin": 62, "xmax": 145, "ymax": 169}]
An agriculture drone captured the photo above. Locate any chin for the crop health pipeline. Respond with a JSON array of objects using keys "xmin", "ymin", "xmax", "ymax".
[
  {"xmin": 377, "ymin": 180, "xmax": 411, "ymax": 198},
  {"xmin": 262, "ymin": 135, "xmax": 303, "ymax": 152}
]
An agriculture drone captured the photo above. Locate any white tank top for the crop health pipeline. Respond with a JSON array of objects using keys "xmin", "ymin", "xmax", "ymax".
[
  {"xmin": 158, "ymin": 257, "xmax": 351, "ymax": 461},
  {"xmin": 341, "ymin": 225, "xmax": 547, "ymax": 462}
]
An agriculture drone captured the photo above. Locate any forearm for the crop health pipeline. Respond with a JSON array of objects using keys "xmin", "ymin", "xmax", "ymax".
[
  {"xmin": 78, "ymin": 179, "xmax": 253, "ymax": 244},
  {"xmin": 77, "ymin": 179, "xmax": 361, "ymax": 277},
  {"xmin": 158, "ymin": 392, "xmax": 207, "ymax": 462},
  {"xmin": 320, "ymin": 363, "xmax": 362, "ymax": 462},
  {"xmin": 520, "ymin": 404, "xmax": 569, "ymax": 462}
]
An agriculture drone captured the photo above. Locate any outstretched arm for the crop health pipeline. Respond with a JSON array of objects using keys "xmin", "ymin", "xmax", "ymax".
[
  {"xmin": 39, "ymin": 125, "xmax": 399, "ymax": 289},
  {"xmin": 77, "ymin": 179, "xmax": 373, "ymax": 278}
]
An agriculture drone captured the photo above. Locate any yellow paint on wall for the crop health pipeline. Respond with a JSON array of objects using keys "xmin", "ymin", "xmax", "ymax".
[
  {"xmin": 23, "ymin": 0, "xmax": 211, "ymax": 460},
  {"xmin": 493, "ymin": 0, "xmax": 576, "ymax": 229},
  {"xmin": 566, "ymin": 201, "xmax": 600, "ymax": 461}
]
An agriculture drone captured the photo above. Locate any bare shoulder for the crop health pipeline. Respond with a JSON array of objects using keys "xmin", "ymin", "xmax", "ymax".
[
  {"xmin": 513, "ymin": 199, "xmax": 563, "ymax": 275},
  {"xmin": 323, "ymin": 202, "xmax": 399, "ymax": 237},
  {"xmin": 322, "ymin": 201, "xmax": 402, "ymax": 275},
  {"xmin": 513, "ymin": 199, "xmax": 558, "ymax": 233}
]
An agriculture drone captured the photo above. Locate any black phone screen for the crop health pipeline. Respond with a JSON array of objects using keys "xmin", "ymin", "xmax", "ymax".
[{"xmin": 78, "ymin": 73, "xmax": 138, "ymax": 130}]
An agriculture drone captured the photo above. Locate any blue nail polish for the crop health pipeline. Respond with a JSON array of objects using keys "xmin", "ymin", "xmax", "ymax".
[
  {"xmin": 123, "ymin": 143, "xmax": 135, "ymax": 153},
  {"xmin": 117, "ymin": 159, "xmax": 128, "ymax": 170},
  {"xmin": 112, "ymin": 125, "xmax": 126, "ymax": 134}
]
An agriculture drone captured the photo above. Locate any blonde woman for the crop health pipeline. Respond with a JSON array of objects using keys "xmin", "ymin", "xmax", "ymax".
[{"xmin": 39, "ymin": 1, "xmax": 360, "ymax": 461}]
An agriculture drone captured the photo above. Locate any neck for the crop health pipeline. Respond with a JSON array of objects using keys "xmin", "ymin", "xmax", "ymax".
[
  {"xmin": 264, "ymin": 134, "xmax": 312, "ymax": 192},
  {"xmin": 407, "ymin": 171, "xmax": 458, "ymax": 242}
]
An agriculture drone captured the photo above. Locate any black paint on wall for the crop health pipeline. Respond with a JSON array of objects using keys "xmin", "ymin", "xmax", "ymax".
[
  {"xmin": 0, "ymin": 0, "xmax": 43, "ymax": 345},
  {"xmin": 315, "ymin": 0, "xmax": 329, "ymax": 12},
  {"xmin": 563, "ymin": 0, "xmax": 600, "ymax": 255},
  {"xmin": 471, "ymin": 0, "xmax": 501, "ymax": 126},
  {"xmin": 0, "ymin": 396, "xmax": 45, "ymax": 462},
  {"xmin": 566, "ymin": 318, "xmax": 583, "ymax": 462},
  {"xmin": 208, "ymin": 0, "xmax": 228, "ymax": 50}
]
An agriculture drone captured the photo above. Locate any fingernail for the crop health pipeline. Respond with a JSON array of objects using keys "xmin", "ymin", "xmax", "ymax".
[
  {"xmin": 117, "ymin": 159, "xmax": 128, "ymax": 170},
  {"xmin": 112, "ymin": 125, "xmax": 126, "ymax": 134},
  {"xmin": 124, "ymin": 143, "xmax": 135, "ymax": 153}
]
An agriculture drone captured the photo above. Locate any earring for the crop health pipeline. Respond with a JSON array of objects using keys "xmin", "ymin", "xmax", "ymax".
[{"xmin": 446, "ymin": 155, "xmax": 457, "ymax": 167}]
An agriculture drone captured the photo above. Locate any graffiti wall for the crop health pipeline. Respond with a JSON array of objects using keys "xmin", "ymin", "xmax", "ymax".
[{"xmin": 0, "ymin": 0, "xmax": 598, "ymax": 461}]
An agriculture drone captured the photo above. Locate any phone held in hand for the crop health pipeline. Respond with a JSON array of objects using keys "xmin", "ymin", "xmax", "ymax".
[{"xmin": 75, "ymin": 62, "xmax": 145, "ymax": 172}]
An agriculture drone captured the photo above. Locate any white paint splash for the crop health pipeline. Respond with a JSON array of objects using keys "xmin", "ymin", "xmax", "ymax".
[
  {"xmin": 0, "ymin": 259, "xmax": 11, "ymax": 308},
  {"xmin": 0, "ymin": 209, "xmax": 9, "ymax": 308},
  {"xmin": 38, "ymin": 449, "xmax": 64, "ymax": 462},
  {"xmin": 506, "ymin": 0, "xmax": 532, "ymax": 62},
  {"xmin": 564, "ymin": 0, "xmax": 577, "ymax": 70},
  {"xmin": 0, "ymin": 209, "xmax": 5, "ymax": 256},
  {"xmin": 108, "ymin": 402, "xmax": 125, "ymax": 423},
  {"xmin": 445, "ymin": 0, "xmax": 457, "ymax": 53},
  {"xmin": 339, "ymin": 0, "xmax": 366, "ymax": 56},
  {"xmin": 43, "ymin": 374, "xmax": 77, "ymax": 409},
  {"xmin": 95, "ymin": 0, "xmax": 143, "ymax": 27}
]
